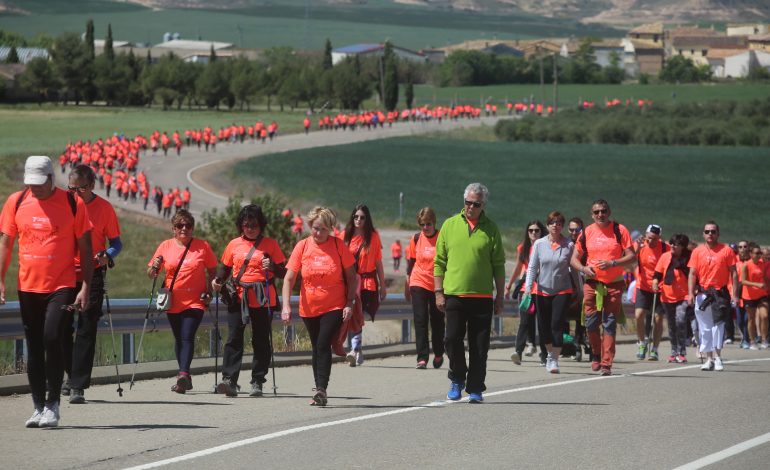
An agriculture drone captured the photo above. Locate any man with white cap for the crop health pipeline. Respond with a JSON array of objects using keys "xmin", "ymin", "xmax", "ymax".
[
  {"xmin": 633, "ymin": 224, "xmax": 669, "ymax": 360},
  {"xmin": 0, "ymin": 156, "xmax": 93, "ymax": 428}
]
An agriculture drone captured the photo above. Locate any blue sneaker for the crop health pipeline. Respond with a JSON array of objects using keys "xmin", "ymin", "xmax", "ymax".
[
  {"xmin": 468, "ymin": 392, "xmax": 484, "ymax": 403},
  {"xmin": 447, "ymin": 381, "xmax": 463, "ymax": 401}
]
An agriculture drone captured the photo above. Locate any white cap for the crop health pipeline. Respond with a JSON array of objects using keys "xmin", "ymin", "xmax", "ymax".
[{"xmin": 24, "ymin": 156, "xmax": 53, "ymax": 185}]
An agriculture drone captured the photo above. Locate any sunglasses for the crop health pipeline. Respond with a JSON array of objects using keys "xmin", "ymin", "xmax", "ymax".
[
  {"xmin": 353, "ymin": 215, "xmax": 366, "ymax": 220},
  {"xmin": 528, "ymin": 228, "xmax": 541, "ymax": 233},
  {"xmin": 592, "ymin": 209, "xmax": 608, "ymax": 215},
  {"xmin": 464, "ymin": 200, "xmax": 483, "ymax": 208},
  {"xmin": 703, "ymin": 229, "xmax": 718, "ymax": 235},
  {"xmin": 737, "ymin": 245, "xmax": 748, "ymax": 249},
  {"xmin": 174, "ymin": 223, "xmax": 193, "ymax": 230},
  {"xmin": 568, "ymin": 228, "xmax": 582, "ymax": 233},
  {"xmin": 68, "ymin": 183, "xmax": 90, "ymax": 192},
  {"xmin": 547, "ymin": 220, "xmax": 563, "ymax": 226}
]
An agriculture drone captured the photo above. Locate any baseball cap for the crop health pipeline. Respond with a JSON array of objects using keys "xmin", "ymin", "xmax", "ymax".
[
  {"xmin": 24, "ymin": 156, "xmax": 53, "ymax": 185},
  {"xmin": 646, "ymin": 224, "xmax": 661, "ymax": 235}
]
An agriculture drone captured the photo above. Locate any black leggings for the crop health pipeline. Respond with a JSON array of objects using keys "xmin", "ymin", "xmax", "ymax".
[
  {"xmin": 166, "ymin": 309, "xmax": 203, "ymax": 373},
  {"xmin": 303, "ymin": 310, "xmax": 343, "ymax": 390},
  {"xmin": 515, "ymin": 294, "xmax": 545, "ymax": 356},
  {"xmin": 19, "ymin": 288, "xmax": 76, "ymax": 407},
  {"xmin": 410, "ymin": 287, "xmax": 445, "ymax": 361},
  {"xmin": 63, "ymin": 268, "xmax": 106, "ymax": 389},
  {"xmin": 536, "ymin": 293, "xmax": 571, "ymax": 348},
  {"xmin": 221, "ymin": 306, "xmax": 272, "ymax": 385}
]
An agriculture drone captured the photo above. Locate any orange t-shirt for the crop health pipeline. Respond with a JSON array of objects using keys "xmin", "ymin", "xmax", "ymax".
[
  {"xmin": 653, "ymin": 252, "xmax": 688, "ymax": 303},
  {"xmin": 286, "ymin": 237, "xmax": 355, "ymax": 318},
  {"xmin": 741, "ymin": 259, "xmax": 767, "ymax": 300},
  {"xmin": 149, "ymin": 238, "xmax": 217, "ymax": 313},
  {"xmin": 343, "ymin": 231, "xmax": 382, "ymax": 292},
  {"xmin": 635, "ymin": 241, "xmax": 667, "ymax": 292},
  {"xmin": 575, "ymin": 222, "xmax": 632, "ymax": 284},
  {"xmin": 75, "ymin": 195, "xmax": 120, "ymax": 270},
  {"xmin": 407, "ymin": 231, "xmax": 439, "ymax": 291},
  {"xmin": 1, "ymin": 188, "xmax": 93, "ymax": 293},
  {"xmin": 688, "ymin": 243, "xmax": 736, "ymax": 290},
  {"xmin": 220, "ymin": 236, "xmax": 286, "ymax": 307},
  {"xmin": 390, "ymin": 242, "xmax": 402, "ymax": 258}
]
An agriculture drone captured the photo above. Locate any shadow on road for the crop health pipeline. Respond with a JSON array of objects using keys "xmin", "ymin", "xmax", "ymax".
[
  {"xmin": 482, "ymin": 401, "xmax": 609, "ymax": 406},
  {"xmin": 86, "ymin": 399, "xmax": 231, "ymax": 406},
  {"xmin": 47, "ymin": 424, "xmax": 218, "ymax": 430}
]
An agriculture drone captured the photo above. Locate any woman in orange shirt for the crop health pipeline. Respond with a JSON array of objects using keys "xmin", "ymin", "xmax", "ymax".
[
  {"xmin": 147, "ymin": 210, "xmax": 217, "ymax": 394},
  {"xmin": 741, "ymin": 242, "xmax": 769, "ymax": 349},
  {"xmin": 282, "ymin": 207, "xmax": 357, "ymax": 406},
  {"xmin": 405, "ymin": 207, "xmax": 444, "ymax": 369},
  {"xmin": 342, "ymin": 204, "xmax": 387, "ymax": 367}
]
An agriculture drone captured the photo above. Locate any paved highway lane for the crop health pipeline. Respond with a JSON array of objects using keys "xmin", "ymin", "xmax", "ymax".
[{"xmin": 2, "ymin": 343, "xmax": 768, "ymax": 469}]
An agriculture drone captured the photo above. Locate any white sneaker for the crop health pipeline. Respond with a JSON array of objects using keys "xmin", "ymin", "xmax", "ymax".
[
  {"xmin": 25, "ymin": 407, "xmax": 44, "ymax": 428},
  {"xmin": 524, "ymin": 344, "xmax": 536, "ymax": 357},
  {"xmin": 724, "ymin": 339, "xmax": 733, "ymax": 345},
  {"xmin": 510, "ymin": 351, "xmax": 521, "ymax": 365},
  {"xmin": 701, "ymin": 359, "xmax": 714, "ymax": 371},
  {"xmin": 750, "ymin": 342, "xmax": 759, "ymax": 351},
  {"xmin": 38, "ymin": 402, "xmax": 60, "ymax": 427},
  {"xmin": 714, "ymin": 357, "xmax": 724, "ymax": 371},
  {"xmin": 346, "ymin": 352, "xmax": 356, "ymax": 367},
  {"xmin": 551, "ymin": 359, "xmax": 560, "ymax": 374},
  {"xmin": 761, "ymin": 342, "xmax": 769, "ymax": 350},
  {"xmin": 355, "ymin": 350, "xmax": 364, "ymax": 366}
]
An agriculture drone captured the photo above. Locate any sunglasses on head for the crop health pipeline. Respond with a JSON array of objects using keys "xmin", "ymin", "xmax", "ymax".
[
  {"xmin": 464, "ymin": 200, "xmax": 483, "ymax": 208},
  {"xmin": 175, "ymin": 223, "xmax": 193, "ymax": 230},
  {"xmin": 592, "ymin": 209, "xmax": 608, "ymax": 215}
]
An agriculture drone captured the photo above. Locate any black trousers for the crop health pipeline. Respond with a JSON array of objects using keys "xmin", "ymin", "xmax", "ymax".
[
  {"xmin": 410, "ymin": 287, "xmax": 445, "ymax": 361},
  {"xmin": 536, "ymin": 293, "xmax": 571, "ymax": 348},
  {"xmin": 221, "ymin": 306, "xmax": 272, "ymax": 385},
  {"xmin": 515, "ymin": 295, "xmax": 546, "ymax": 356},
  {"xmin": 19, "ymin": 288, "xmax": 76, "ymax": 407},
  {"xmin": 444, "ymin": 296, "xmax": 492, "ymax": 394},
  {"xmin": 63, "ymin": 267, "xmax": 106, "ymax": 390},
  {"xmin": 303, "ymin": 310, "xmax": 343, "ymax": 390}
]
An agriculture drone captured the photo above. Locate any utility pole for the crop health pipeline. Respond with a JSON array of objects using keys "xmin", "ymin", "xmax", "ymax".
[
  {"xmin": 552, "ymin": 54, "xmax": 558, "ymax": 113},
  {"xmin": 539, "ymin": 45, "xmax": 545, "ymax": 106}
]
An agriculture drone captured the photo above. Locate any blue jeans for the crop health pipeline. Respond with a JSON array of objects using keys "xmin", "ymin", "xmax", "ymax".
[{"xmin": 167, "ymin": 309, "xmax": 203, "ymax": 373}]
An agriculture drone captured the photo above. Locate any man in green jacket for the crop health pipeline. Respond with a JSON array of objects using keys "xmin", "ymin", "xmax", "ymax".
[{"xmin": 434, "ymin": 182, "xmax": 506, "ymax": 403}]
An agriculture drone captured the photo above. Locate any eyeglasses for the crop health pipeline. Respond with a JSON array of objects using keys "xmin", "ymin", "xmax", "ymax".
[
  {"xmin": 464, "ymin": 200, "xmax": 483, "ymax": 208},
  {"xmin": 68, "ymin": 183, "xmax": 90, "ymax": 192},
  {"xmin": 703, "ymin": 229, "xmax": 718, "ymax": 235},
  {"xmin": 547, "ymin": 220, "xmax": 563, "ymax": 226},
  {"xmin": 568, "ymin": 228, "xmax": 582, "ymax": 233},
  {"xmin": 174, "ymin": 223, "xmax": 193, "ymax": 230},
  {"xmin": 528, "ymin": 228, "xmax": 541, "ymax": 233},
  {"xmin": 353, "ymin": 215, "xmax": 366, "ymax": 220},
  {"xmin": 592, "ymin": 209, "xmax": 608, "ymax": 215}
]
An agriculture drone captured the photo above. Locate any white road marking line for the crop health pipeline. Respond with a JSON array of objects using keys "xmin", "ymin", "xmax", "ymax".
[
  {"xmin": 671, "ymin": 431, "xmax": 770, "ymax": 470},
  {"xmin": 125, "ymin": 358, "xmax": 770, "ymax": 470},
  {"xmin": 185, "ymin": 160, "xmax": 228, "ymax": 201}
]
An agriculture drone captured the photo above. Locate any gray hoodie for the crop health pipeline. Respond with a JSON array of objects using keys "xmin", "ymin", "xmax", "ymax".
[{"xmin": 524, "ymin": 236, "xmax": 574, "ymax": 295}]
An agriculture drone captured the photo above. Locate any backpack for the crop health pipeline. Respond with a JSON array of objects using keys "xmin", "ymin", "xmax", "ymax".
[
  {"xmin": 579, "ymin": 221, "xmax": 622, "ymax": 265},
  {"xmin": 14, "ymin": 187, "xmax": 77, "ymax": 217}
]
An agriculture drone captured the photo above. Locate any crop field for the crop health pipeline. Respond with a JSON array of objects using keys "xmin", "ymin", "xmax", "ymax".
[
  {"xmin": 413, "ymin": 83, "xmax": 770, "ymax": 108},
  {"xmin": 0, "ymin": 0, "xmax": 622, "ymax": 50},
  {"xmin": 232, "ymin": 135, "xmax": 770, "ymax": 244}
]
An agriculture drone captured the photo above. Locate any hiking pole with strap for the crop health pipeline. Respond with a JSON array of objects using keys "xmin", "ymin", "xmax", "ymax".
[
  {"xmin": 647, "ymin": 292, "xmax": 658, "ymax": 360},
  {"xmin": 130, "ymin": 256, "xmax": 162, "ymax": 390},
  {"xmin": 212, "ymin": 292, "xmax": 220, "ymax": 393},
  {"xmin": 265, "ymin": 263, "xmax": 277, "ymax": 396},
  {"xmin": 99, "ymin": 251, "xmax": 123, "ymax": 397}
]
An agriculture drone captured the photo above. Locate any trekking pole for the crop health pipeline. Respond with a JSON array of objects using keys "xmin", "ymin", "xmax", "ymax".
[
  {"xmin": 213, "ymin": 292, "xmax": 220, "ymax": 393},
  {"xmin": 647, "ymin": 292, "xmax": 658, "ymax": 360},
  {"xmin": 266, "ymin": 266, "xmax": 277, "ymax": 396},
  {"xmin": 99, "ymin": 251, "xmax": 123, "ymax": 397},
  {"xmin": 130, "ymin": 256, "xmax": 162, "ymax": 390}
]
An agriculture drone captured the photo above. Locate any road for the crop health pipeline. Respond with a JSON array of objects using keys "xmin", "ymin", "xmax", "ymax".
[{"xmin": 1, "ymin": 343, "xmax": 768, "ymax": 469}]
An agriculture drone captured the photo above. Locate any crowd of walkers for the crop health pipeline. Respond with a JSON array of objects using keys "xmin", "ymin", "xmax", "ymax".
[{"xmin": 2, "ymin": 158, "xmax": 767, "ymax": 427}]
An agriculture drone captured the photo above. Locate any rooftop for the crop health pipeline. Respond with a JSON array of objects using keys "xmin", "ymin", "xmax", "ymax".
[
  {"xmin": 154, "ymin": 39, "xmax": 233, "ymax": 50},
  {"xmin": 0, "ymin": 46, "xmax": 49, "ymax": 64},
  {"xmin": 629, "ymin": 22, "xmax": 664, "ymax": 35}
]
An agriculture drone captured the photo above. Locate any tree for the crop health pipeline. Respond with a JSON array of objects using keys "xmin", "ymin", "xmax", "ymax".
[
  {"xmin": 5, "ymin": 45, "xmax": 19, "ymax": 64},
  {"xmin": 20, "ymin": 57, "xmax": 60, "ymax": 104},
  {"xmin": 209, "ymin": 44, "xmax": 217, "ymax": 63},
  {"xmin": 659, "ymin": 55, "xmax": 707, "ymax": 83},
  {"xmin": 562, "ymin": 38, "xmax": 601, "ymax": 84},
  {"xmin": 94, "ymin": 52, "xmax": 134, "ymax": 105},
  {"xmin": 382, "ymin": 41, "xmax": 398, "ymax": 111},
  {"xmin": 84, "ymin": 19, "xmax": 95, "ymax": 60},
  {"xmin": 331, "ymin": 57, "xmax": 371, "ymax": 110},
  {"xmin": 405, "ymin": 73, "xmax": 414, "ymax": 109},
  {"xmin": 196, "ymin": 59, "xmax": 228, "ymax": 109},
  {"xmin": 82, "ymin": 20, "xmax": 97, "ymax": 104},
  {"xmin": 51, "ymin": 32, "xmax": 90, "ymax": 104},
  {"xmin": 0, "ymin": 29, "xmax": 27, "ymax": 47},
  {"xmin": 104, "ymin": 23, "xmax": 115, "ymax": 62},
  {"xmin": 229, "ymin": 56, "xmax": 260, "ymax": 110},
  {"xmin": 603, "ymin": 51, "xmax": 625, "ymax": 84},
  {"xmin": 322, "ymin": 38, "xmax": 333, "ymax": 70}
]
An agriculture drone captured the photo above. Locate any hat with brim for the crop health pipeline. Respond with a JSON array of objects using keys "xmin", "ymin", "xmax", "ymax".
[{"xmin": 24, "ymin": 156, "xmax": 53, "ymax": 185}]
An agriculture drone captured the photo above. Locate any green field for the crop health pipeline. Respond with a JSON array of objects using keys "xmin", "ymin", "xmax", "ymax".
[
  {"xmin": 0, "ymin": 0, "xmax": 621, "ymax": 50},
  {"xmin": 232, "ymin": 135, "xmax": 770, "ymax": 244},
  {"xmin": 413, "ymin": 83, "xmax": 770, "ymax": 108}
]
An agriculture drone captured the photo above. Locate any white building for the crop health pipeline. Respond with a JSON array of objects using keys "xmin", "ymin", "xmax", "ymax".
[{"xmin": 331, "ymin": 43, "xmax": 425, "ymax": 65}]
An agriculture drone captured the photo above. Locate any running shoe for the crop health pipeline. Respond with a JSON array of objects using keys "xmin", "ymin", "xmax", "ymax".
[
  {"xmin": 249, "ymin": 382, "xmax": 263, "ymax": 397},
  {"xmin": 69, "ymin": 389, "xmax": 85, "ymax": 404},
  {"xmin": 216, "ymin": 379, "xmax": 237, "ymax": 397},
  {"xmin": 416, "ymin": 360, "xmax": 428, "ymax": 370},
  {"xmin": 510, "ymin": 351, "xmax": 522, "ymax": 365},
  {"xmin": 524, "ymin": 344, "xmax": 536, "ymax": 357},
  {"xmin": 676, "ymin": 355, "xmax": 688, "ymax": 364},
  {"xmin": 599, "ymin": 367, "xmax": 611, "ymax": 376},
  {"xmin": 171, "ymin": 374, "xmax": 189, "ymax": 394},
  {"xmin": 355, "ymin": 350, "xmax": 364, "ymax": 366},
  {"xmin": 432, "ymin": 355, "xmax": 444, "ymax": 369},
  {"xmin": 447, "ymin": 381, "xmax": 464, "ymax": 401},
  {"xmin": 39, "ymin": 402, "xmax": 60, "ymax": 428},
  {"xmin": 310, "ymin": 388, "xmax": 327, "ymax": 406},
  {"xmin": 468, "ymin": 392, "xmax": 484, "ymax": 403},
  {"xmin": 25, "ymin": 407, "xmax": 44, "ymax": 428},
  {"xmin": 574, "ymin": 348, "xmax": 583, "ymax": 362},
  {"xmin": 667, "ymin": 355, "xmax": 677, "ymax": 363},
  {"xmin": 549, "ymin": 359, "xmax": 560, "ymax": 374},
  {"xmin": 648, "ymin": 349, "xmax": 659, "ymax": 361},
  {"xmin": 750, "ymin": 342, "xmax": 759, "ymax": 351},
  {"xmin": 740, "ymin": 341, "xmax": 750, "ymax": 349},
  {"xmin": 701, "ymin": 359, "xmax": 714, "ymax": 371},
  {"xmin": 761, "ymin": 342, "xmax": 769, "ymax": 350},
  {"xmin": 636, "ymin": 341, "xmax": 647, "ymax": 360},
  {"xmin": 60, "ymin": 378, "xmax": 71, "ymax": 397},
  {"xmin": 724, "ymin": 338, "xmax": 734, "ymax": 345},
  {"xmin": 591, "ymin": 360, "xmax": 601, "ymax": 372},
  {"xmin": 346, "ymin": 351, "xmax": 357, "ymax": 367},
  {"xmin": 714, "ymin": 357, "xmax": 724, "ymax": 371}
]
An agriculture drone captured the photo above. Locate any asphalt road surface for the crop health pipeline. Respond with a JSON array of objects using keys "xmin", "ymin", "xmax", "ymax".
[{"xmin": 2, "ymin": 343, "xmax": 769, "ymax": 469}]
